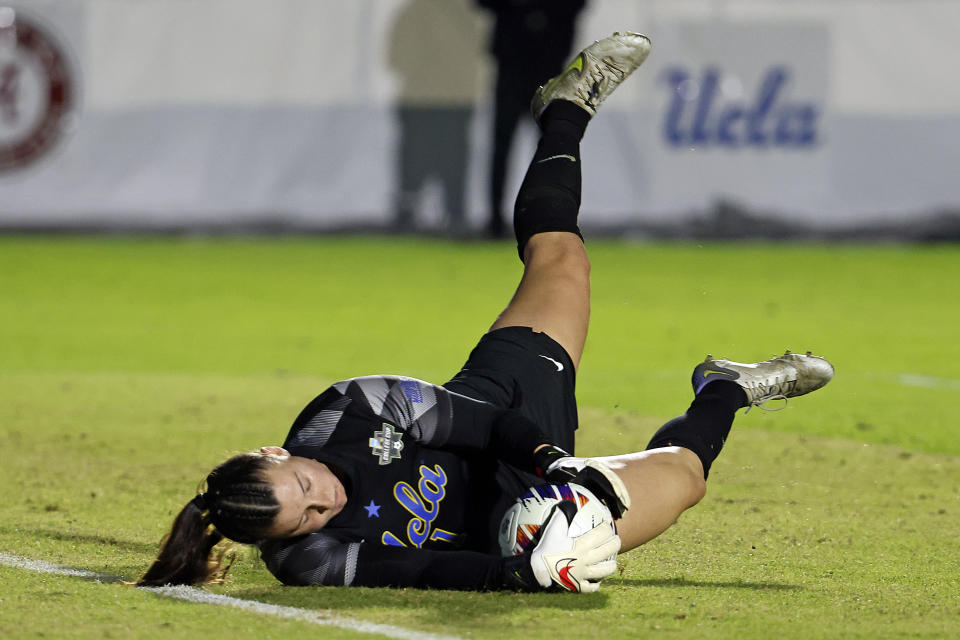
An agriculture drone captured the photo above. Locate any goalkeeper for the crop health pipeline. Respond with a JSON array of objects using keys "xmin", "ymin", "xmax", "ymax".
[{"xmin": 138, "ymin": 32, "xmax": 833, "ymax": 593}]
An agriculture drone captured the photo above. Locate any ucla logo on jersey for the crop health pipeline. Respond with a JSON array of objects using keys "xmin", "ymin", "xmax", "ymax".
[
  {"xmin": 369, "ymin": 423, "xmax": 404, "ymax": 465},
  {"xmin": 398, "ymin": 379, "xmax": 423, "ymax": 403},
  {"xmin": 662, "ymin": 66, "xmax": 820, "ymax": 148},
  {"xmin": 381, "ymin": 464, "xmax": 458, "ymax": 548}
]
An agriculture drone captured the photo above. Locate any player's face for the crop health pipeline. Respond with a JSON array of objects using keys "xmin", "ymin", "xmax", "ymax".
[{"xmin": 260, "ymin": 454, "xmax": 348, "ymax": 538}]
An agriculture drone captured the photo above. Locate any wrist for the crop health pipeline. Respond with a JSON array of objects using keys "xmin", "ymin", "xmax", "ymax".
[
  {"xmin": 532, "ymin": 444, "xmax": 571, "ymax": 478},
  {"xmin": 500, "ymin": 554, "xmax": 541, "ymax": 591}
]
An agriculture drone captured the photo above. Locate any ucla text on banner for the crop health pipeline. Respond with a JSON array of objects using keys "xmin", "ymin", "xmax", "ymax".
[{"xmin": 1, "ymin": 0, "xmax": 958, "ymax": 230}]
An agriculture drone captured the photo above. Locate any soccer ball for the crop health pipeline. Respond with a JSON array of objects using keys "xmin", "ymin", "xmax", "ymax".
[{"xmin": 498, "ymin": 482, "xmax": 616, "ymax": 557}]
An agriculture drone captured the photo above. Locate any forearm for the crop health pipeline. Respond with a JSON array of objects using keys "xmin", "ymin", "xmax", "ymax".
[
  {"xmin": 262, "ymin": 533, "xmax": 517, "ymax": 591},
  {"xmin": 352, "ymin": 545, "xmax": 508, "ymax": 591}
]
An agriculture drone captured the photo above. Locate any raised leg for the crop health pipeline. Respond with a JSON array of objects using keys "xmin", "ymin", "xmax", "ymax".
[
  {"xmin": 603, "ymin": 379, "xmax": 745, "ymax": 551},
  {"xmin": 491, "ymin": 232, "xmax": 591, "ymax": 369},
  {"xmin": 602, "ymin": 354, "xmax": 835, "ymax": 552},
  {"xmin": 489, "ymin": 99, "xmax": 592, "ymax": 368},
  {"xmin": 486, "ymin": 32, "xmax": 652, "ymax": 369}
]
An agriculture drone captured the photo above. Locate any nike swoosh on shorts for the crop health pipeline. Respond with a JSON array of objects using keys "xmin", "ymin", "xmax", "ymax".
[
  {"xmin": 536, "ymin": 154, "xmax": 577, "ymax": 164},
  {"xmin": 539, "ymin": 355, "xmax": 564, "ymax": 372}
]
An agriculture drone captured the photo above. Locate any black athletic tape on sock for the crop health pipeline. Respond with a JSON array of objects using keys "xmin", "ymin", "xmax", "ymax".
[
  {"xmin": 540, "ymin": 101, "xmax": 591, "ymax": 139},
  {"xmin": 514, "ymin": 195, "xmax": 583, "ymax": 260}
]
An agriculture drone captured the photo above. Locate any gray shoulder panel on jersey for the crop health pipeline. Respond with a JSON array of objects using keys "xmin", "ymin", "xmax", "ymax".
[
  {"xmin": 259, "ymin": 532, "xmax": 355, "ymax": 587},
  {"xmin": 334, "ymin": 376, "xmax": 391, "ymax": 415},
  {"xmin": 286, "ymin": 395, "xmax": 351, "ymax": 449},
  {"xmin": 334, "ymin": 376, "xmax": 441, "ymax": 429}
]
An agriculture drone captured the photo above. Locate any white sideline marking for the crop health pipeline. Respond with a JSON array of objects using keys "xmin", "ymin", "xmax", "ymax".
[
  {"xmin": 0, "ymin": 553, "xmax": 460, "ymax": 640},
  {"xmin": 899, "ymin": 374, "xmax": 960, "ymax": 391},
  {"xmin": 0, "ymin": 552, "xmax": 119, "ymax": 582}
]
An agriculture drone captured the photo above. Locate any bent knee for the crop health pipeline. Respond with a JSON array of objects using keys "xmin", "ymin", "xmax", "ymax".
[
  {"xmin": 686, "ymin": 469, "xmax": 707, "ymax": 507},
  {"xmin": 674, "ymin": 448, "xmax": 707, "ymax": 507}
]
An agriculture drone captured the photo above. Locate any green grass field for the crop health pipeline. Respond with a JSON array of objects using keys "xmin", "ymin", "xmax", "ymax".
[{"xmin": 1, "ymin": 235, "xmax": 958, "ymax": 638}]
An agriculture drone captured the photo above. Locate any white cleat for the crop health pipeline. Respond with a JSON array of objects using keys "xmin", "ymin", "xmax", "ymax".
[
  {"xmin": 530, "ymin": 31, "xmax": 652, "ymax": 123},
  {"xmin": 692, "ymin": 352, "xmax": 835, "ymax": 409}
]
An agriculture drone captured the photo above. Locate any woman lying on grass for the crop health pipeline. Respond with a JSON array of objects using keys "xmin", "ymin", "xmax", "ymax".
[{"xmin": 139, "ymin": 32, "xmax": 833, "ymax": 593}]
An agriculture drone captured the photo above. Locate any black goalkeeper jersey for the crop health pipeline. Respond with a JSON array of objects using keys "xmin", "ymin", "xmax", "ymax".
[{"xmin": 258, "ymin": 374, "xmax": 551, "ymax": 590}]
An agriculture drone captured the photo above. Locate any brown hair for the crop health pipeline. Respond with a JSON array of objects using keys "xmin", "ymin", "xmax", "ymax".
[{"xmin": 137, "ymin": 453, "xmax": 282, "ymax": 586}]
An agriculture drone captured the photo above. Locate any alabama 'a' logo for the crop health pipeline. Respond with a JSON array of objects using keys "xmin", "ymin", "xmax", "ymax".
[{"xmin": 0, "ymin": 8, "xmax": 76, "ymax": 172}]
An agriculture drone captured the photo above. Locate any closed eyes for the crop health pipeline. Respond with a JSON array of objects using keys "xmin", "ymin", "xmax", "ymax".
[
  {"xmin": 292, "ymin": 471, "xmax": 328, "ymax": 534},
  {"xmin": 296, "ymin": 473, "xmax": 310, "ymax": 529}
]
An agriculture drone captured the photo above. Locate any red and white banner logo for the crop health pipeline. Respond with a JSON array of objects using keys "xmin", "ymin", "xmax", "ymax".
[{"xmin": 0, "ymin": 7, "xmax": 75, "ymax": 172}]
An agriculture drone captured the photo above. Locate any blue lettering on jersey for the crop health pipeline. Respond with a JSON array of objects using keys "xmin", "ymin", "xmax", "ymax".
[
  {"xmin": 662, "ymin": 66, "xmax": 819, "ymax": 149},
  {"xmin": 381, "ymin": 464, "xmax": 458, "ymax": 548},
  {"xmin": 399, "ymin": 379, "xmax": 423, "ymax": 403}
]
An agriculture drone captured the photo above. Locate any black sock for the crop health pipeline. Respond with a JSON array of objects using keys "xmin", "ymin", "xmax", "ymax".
[
  {"xmin": 645, "ymin": 381, "xmax": 748, "ymax": 479},
  {"xmin": 513, "ymin": 101, "xmax": 591, "ymax": 261}
]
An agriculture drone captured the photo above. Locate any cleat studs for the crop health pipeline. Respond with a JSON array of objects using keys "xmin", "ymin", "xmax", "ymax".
[
  {"xmin": 784, "ymin": 349, "xmax": 792, "ymax": 355},
  {"xmin": 806, "ymin": 350, "xmax": 813, "ymax": 356}
]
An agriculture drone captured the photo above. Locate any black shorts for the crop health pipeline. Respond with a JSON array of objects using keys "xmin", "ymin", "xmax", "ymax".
[
  {"xmin": 444, "ymin": 326, "xmax": 579, "ymax": 514},
  {"xmin": 444, "ymin": 326, "xmax": 579, "ymax": 449}
]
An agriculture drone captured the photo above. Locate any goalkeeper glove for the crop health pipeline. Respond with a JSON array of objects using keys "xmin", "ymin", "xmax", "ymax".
[
  {"xmin": 502, "ymin": 500, "xmax": 621, "ymax": 593},
  {"xmin": 533, "ymin": 445, "xmax": 631, "ymax": 518}
]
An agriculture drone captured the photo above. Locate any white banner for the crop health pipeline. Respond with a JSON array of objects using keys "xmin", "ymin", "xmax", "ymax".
[{"xmin": 1, "ymin": 0, "xmax": 959, "ymax": 233}]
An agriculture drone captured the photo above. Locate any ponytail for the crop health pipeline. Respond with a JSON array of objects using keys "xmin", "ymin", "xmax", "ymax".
[
  {"xmin": 137, "ymin": 496, "xmax": 227, "ymax": 586},
  {"xmin": 137, "ymin": 453, "xmax": 281, "ymax": 586}
]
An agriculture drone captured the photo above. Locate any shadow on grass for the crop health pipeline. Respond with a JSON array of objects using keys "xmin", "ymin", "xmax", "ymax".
[
  {"xmin": 228, "ymin": 584, "xmax": 609, "ymax": 620},
  {"xmin": 613, "ymin": 577, "xmax": 802, "ymax": 591},
  {"xmin": 3, "ymin": 526, "xmax": 157, "ymax": 554}
]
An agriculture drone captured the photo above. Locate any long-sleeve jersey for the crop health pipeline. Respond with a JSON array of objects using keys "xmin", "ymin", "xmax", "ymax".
[{"xmin": 259, "ymin": 375, "xmax": 551, "ymax": 590}]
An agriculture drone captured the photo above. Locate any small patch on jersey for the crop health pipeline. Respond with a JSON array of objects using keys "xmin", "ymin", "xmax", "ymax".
[
  {"xmin": 369, "ymin": 423, "xmax": 404, "ymax": 465},
  {"xmin": 364, "ymin": 499, "xmax": 381, "ymax": 518},
  {"xmin": 399, "ymin": 379, "xmax": 423, "ymax": 403}
]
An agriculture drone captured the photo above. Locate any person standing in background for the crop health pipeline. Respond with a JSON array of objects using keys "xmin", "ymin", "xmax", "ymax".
[
  {"xmin": 389, "ymin": 0, "xmax": 484, "ymax": 236},
  {"xmin": 476, "ymin": 0, "xmax": 587, "ymax": 238}
]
